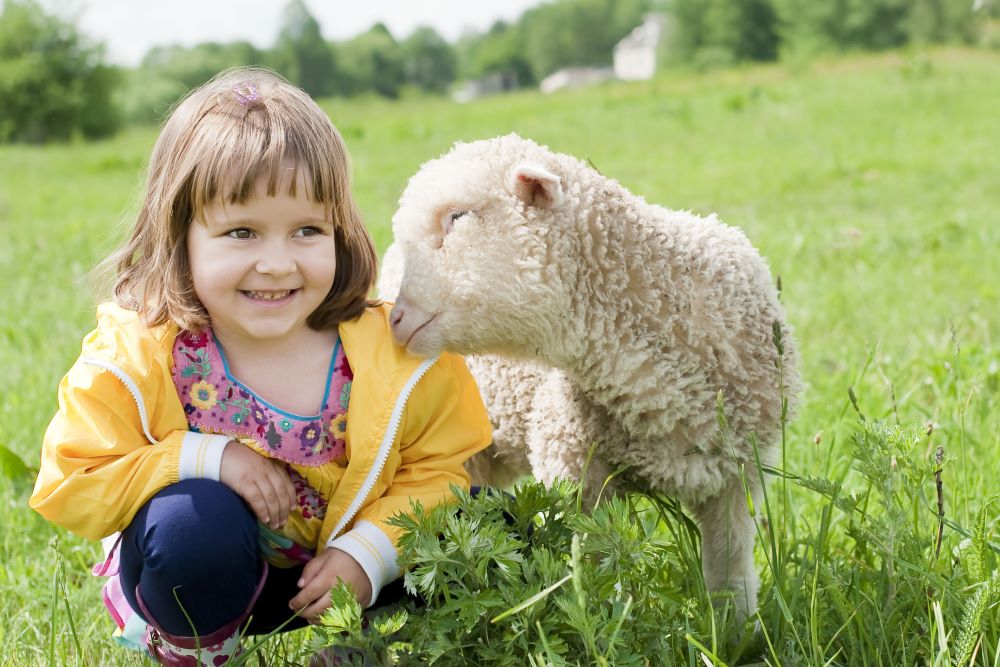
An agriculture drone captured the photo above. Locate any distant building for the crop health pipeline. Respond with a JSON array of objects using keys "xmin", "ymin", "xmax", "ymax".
[
  {"xmin": 539, "ymin": 67, "xmax": 613, "ymax": 94},
  {"xmin": 613, "ymin": 13, "xmax": 669, "ymax": 81},
  {"xmin": 452, "ymin": 71, "xmax": 520, "ymax": 103}
]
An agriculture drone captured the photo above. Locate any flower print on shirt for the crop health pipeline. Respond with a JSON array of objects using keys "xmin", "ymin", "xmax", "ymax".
[
  {"xmin": 189, "ymin": 381, "xmax": 217, "ymax": 410},
  {"xmin": 250, "ymin": 402, "xmax": 268, "ymax": 426},
  {"xmin": 289, "ymin": 469, "xmax": 327, "ymax": 520},
  {"xmin": 330, "ymin": 413, "xmax": 348, "ymax": 441},
  {"xmin": 299, "ymin": 421, "xmax": 324, "ymax": 456},
  {"xmin": 216, "ymin": 383, "xmax": 251, "ymax": 425},
  {"xmin": 177, "ymin": 330, "xmax": 210, "ymax": 350},
  {"xmin": 336, "ymin": 354, "xmax": 353, "ymax": 381}
]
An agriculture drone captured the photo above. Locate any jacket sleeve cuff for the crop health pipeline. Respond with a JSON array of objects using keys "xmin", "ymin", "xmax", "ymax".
[
  {"xmin": 178, "ymin": 432, "xmax": 231, "ymax": 481},
  {"xmin": 327, "ymin": 520, "xmax": 400, "ymax": 608}
]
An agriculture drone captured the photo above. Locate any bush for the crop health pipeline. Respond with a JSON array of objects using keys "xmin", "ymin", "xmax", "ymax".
[{"xmin": 0, "ymin": 0, "xmax": 120, "ymax": 143}]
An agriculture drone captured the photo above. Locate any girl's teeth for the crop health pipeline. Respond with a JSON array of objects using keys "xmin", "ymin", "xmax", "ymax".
[{"xmin": 247, "ymin": 290, "xmax": 291, "ymax": 300}]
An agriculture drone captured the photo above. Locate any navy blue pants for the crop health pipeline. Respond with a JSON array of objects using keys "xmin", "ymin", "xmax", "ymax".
[{"xmin": 119, "ymin": 479, "xmax": 312, "ymax": 636}]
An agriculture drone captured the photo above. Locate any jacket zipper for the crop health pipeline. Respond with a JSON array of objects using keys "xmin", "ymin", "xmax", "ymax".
[
  {"xmin": 80, "ymin": 356, "xmax": 154, "ymax": 566},
  {"xmin": 328, "ymin": 355, "xmax": 440, "ymax": 541},
  {"xmin": 80, "ymin": 356, "xmax": 159, "ymax": 445}
]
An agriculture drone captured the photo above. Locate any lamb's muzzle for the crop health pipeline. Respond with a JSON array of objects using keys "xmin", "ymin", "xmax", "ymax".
[{"xmin": 389, "ymin": 294, "xmax": 438, "ymax": 352}]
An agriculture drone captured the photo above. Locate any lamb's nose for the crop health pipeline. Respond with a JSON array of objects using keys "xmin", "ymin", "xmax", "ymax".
[
  {"xmin": 390, "ymin": 306, "xmax": 405, "ymax": 329},
  {"xmin": 390, "ymin": 294, "xmax": 410, "ymax": 330}
]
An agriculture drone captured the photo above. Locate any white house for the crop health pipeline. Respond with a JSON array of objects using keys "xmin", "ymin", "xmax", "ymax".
[{"xmin": 613, "ymin": 13, "xmax": 668, "ymax": 81}]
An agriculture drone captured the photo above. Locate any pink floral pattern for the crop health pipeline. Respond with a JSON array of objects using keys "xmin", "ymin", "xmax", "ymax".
[
  {"xmin": 290, "ymin": 469, "xmax": 326, "ymax": 519},
  {"xmin": 171, "ymin": 330, "xmax": 352, "ymax": 522}
]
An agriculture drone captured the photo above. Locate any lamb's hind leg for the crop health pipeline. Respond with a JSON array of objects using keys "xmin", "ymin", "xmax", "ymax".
[{"xmin": 688, "ymin": 474, "xmax": 761, "ymax": 620}]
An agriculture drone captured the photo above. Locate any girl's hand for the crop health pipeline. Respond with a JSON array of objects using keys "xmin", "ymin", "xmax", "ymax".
[
  {"xmin": 219, "ymin": 440, "xmax": 296, "ymax": 530},
  {"xmin": 289, "ymin": 548, "xmax": 372, "ymax": 623}
]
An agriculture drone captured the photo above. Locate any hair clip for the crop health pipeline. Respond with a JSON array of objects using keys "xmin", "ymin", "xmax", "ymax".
[{"xmin": 232, "ymin": 82, "xmax": 261, "ymax": 106}]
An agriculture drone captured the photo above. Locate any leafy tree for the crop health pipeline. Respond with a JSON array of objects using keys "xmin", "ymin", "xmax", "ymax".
[
  {"xmin": 273, "ymin": 0, "xmax": 336, "ymax": 96},
  {"xmin": 336, "ymin": 23, "xmax": 405, "ymax": 98},
  {"xmin": 666, "ymin": 0, "xmax": 778, "ymax": 65},
  {"xmin": 0, "ymin": 0, "xmax": 120, "ymax": 143},
  {"xmin": 772, "ymin": 0, "xmax": 909, "ymax": 52},
  {"xmin": 731, "ymin": 0, "xmax": 780, "ymax": 60},
  {"xmin": 771, "ymin": 0, "xmax": 983, "ymax": 54},
  {"xmin": 905, "ymin": 0, "xmax": 986, "ymax": 44},
  {"xmin": 458, "ymin": 20, "xmax": 534, "ymax": 86},
  {"xmin": 666, "ymin": 0, "xmax": 981, "ymax": 64},
  {"xmin": 400, "ymin": 26, "xmax": 456, "ymax": 93}
]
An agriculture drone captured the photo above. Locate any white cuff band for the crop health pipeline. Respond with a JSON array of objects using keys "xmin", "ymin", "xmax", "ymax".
[
  {"xmin": 328, "ymin": 520, "xmax": 400, "ymax": 607},
  {"xmin": 178, "ymin": 432, "xmax": 230, "ymax": 481}
]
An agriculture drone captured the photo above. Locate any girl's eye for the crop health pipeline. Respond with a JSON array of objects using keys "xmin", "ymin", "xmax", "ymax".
[
  {"xmin": 227, "ymin": 228, "xmax": 253, "ymax": 240},
  {"xmin": 294, "ymin": 226, "xmax": 322, "ymax": 238}
]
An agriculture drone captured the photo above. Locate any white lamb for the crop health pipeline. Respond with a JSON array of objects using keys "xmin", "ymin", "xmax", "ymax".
[{"xmin": 377, "ymin": 133, "xmax": 801, "ymax": 617}]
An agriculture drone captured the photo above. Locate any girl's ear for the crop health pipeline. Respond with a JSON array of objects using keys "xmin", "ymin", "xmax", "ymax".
[{"xmin": 507, "ymin": 162, "xmax": 564, "ymax": 209}]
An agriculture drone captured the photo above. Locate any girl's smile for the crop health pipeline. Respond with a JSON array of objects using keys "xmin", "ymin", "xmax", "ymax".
[{"xmin": 243, "ymin": 289, "xmax": 296, "ymax": 300}]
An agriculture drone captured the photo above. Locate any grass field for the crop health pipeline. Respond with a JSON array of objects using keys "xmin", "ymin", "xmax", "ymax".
[{"xmin": 1, "ymin": 47, "xmax": 998, "ymax": 665}]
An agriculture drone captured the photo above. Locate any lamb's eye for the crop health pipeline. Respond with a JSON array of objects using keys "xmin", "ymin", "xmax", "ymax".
[{"xmin": 441, "ymin": 209, "xmax": 469, "ymax": 238}]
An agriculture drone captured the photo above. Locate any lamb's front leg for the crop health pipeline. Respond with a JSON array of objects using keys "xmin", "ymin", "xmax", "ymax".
[
  {"xmin": 463, "ymin": 355, "xmax": 538, "ymax": 488},
  {"xmin": 525, "ymin": 370, "xmax": 620, "ymax": 507},
  {"xmin": 688, "ymin": 474, "xmax": 761, "ymax": 621}
]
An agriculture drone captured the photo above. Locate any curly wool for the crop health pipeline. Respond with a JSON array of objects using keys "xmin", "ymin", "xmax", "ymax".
[{"xmin": 379, "ymin": 134, "xmax": 801, "ymax": 615}]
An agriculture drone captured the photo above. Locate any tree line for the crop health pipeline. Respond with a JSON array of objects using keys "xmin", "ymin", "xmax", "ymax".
[{"xmin": 1, "ymin": 0, "xmax": 996, "ymax": 143}]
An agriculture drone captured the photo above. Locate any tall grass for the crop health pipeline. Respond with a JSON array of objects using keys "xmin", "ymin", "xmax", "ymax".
[{"xmin": 1, "ymin": 47, "xmax": 998, "ymax": 664}]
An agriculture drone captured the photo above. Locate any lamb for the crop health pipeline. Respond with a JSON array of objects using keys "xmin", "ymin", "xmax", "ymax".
[{"xmin": 377, "ymin": 133, "xmax": 801, "ymax": 618}]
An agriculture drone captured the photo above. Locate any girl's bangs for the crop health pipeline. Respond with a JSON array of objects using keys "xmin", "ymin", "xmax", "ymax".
[{"xmin": 186, "ymin": 100, "xmax": 340, "ymax": 225}]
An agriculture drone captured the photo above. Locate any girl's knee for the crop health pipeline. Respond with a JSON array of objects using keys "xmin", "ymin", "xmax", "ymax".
[
  {"xmin": 120, "ymin": 480, "xmax": 262, "ymax": 633},
  {"xmin": 123, "ymin": 479, "xmax": 258, "ymax": 577}
]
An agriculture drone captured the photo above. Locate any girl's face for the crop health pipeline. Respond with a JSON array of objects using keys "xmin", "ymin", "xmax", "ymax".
[{"xmin": 186, "ymin": 168, "xmax": 336, "ymax": 346}]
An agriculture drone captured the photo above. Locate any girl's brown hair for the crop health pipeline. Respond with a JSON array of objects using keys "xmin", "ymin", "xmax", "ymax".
[{"xmin": 110, "ymin": 67, "xmax": 378, "ymax": 331}]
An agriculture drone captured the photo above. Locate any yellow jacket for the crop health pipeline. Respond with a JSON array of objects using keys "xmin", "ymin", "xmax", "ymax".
[{"xmin": 30, "ymin": 302, "xmax": 492, "ymax": 602}]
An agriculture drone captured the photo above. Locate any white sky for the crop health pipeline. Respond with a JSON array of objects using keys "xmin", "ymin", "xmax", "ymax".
[{"xmin": 41, "ymin": 0, "xmax": 546, "ymax": 66}]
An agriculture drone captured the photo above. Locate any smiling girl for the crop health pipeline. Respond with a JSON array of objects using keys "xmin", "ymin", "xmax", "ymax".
[{"xmin": 29, "ymin": 68, "xmax": 491, "ymax": 665}]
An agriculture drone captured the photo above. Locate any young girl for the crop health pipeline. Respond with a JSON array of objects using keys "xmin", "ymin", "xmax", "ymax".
[{"xmin": 29, "ymin": 68, "xmax": 492, "ymax": 665}]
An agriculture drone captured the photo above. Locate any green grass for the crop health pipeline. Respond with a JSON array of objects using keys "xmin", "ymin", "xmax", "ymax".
[{"xmin": 1, "ymin": 47, "xmax": 999, "ymax": 664}]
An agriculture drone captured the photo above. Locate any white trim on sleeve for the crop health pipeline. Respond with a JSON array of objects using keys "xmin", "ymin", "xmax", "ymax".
[
  {"xmin": 328, "ymin": 520, "xmax": 400, "ymax": 607},
  {"xmin": 178, "ymin": 432, "xmax": 231, "ymax": 481}
]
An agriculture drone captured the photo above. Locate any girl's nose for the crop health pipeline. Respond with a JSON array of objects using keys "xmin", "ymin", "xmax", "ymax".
[{"xmin": 254, "ymin": 244, "xmax": 297, "ymax": 276}]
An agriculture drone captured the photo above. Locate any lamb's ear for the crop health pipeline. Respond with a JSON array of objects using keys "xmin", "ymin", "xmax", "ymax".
[{"xmin": 507, "ymin": 162, "xmax": 564, "ymax": 209}]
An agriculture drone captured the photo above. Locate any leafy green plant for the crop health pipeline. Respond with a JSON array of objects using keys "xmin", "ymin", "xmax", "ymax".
[{"xmin": 313, "ymin": 481, "xmax": 757, "ymax": 665}]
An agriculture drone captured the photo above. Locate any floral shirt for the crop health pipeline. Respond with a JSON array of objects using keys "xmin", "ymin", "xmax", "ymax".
[{"xmin": 171, "ymin": 330, "xmax": 352, "ymax": 566}]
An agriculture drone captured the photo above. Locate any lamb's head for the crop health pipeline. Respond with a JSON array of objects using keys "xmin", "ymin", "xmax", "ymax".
[{"xmin": 387, "ymin": 134, "xmax": 578, "ymax": 360}]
